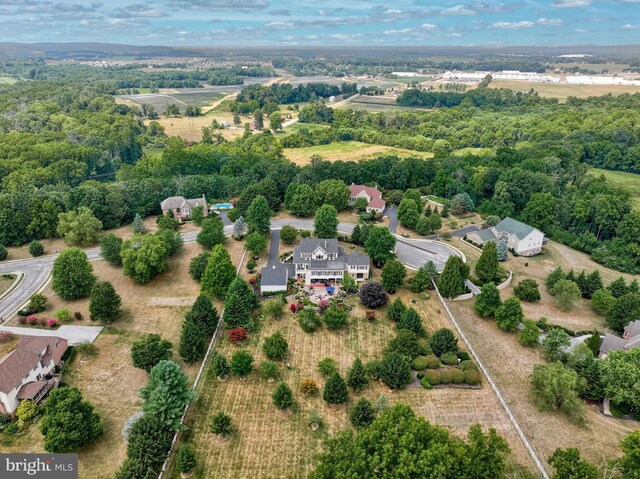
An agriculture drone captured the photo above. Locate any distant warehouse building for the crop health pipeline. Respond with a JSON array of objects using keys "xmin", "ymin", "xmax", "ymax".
[{"xmin": 465, "ymin": 217, "xmax": 545, "ymax": 257}]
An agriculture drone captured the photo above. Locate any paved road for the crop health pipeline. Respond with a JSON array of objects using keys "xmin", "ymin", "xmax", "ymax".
[
  {"xmin": 0, "ymin": 325, "xmax": 103, "ymax": 345},
  {"xmin": 0, "ymin": 219, "xmax": 461, "ymax": 323},
  {"xmin": 384, "ymin": 206, "xmax": 398, "ymax": 234}
]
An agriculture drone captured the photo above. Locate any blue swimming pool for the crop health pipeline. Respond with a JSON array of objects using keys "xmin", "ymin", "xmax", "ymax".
[{"xmin": 212, "ymin": 203, "xmax": 234, "ymax": 210}]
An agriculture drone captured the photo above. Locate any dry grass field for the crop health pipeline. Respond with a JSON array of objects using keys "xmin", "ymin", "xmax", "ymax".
[
  {"xmin": 168, "ymin": 258, "xmax": 535, "ymax": 479},
  {"xmin": 0, "ymin": 233, "xmax": 247, "ymax": 479},
  {"xmin": 490, "ymin": 80, "xmax": 640, "ymax": 100},
  {"xmin": 283, "ymin": 141, "xmax": 433, "ymax": 166},
  {"xmin": 0, "ymin": 273, "xmax": 17, "ymax": 297}
]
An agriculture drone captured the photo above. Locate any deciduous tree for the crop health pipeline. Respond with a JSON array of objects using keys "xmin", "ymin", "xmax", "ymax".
[{"xmin": 52, "ymin": 247, "xmax": 96, "ymax": 300}]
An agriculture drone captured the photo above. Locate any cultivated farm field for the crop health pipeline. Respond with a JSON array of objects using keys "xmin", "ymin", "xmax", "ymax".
[{"xmin": 489, "ymin": 80, "xmax": 640, "ymax": 99}]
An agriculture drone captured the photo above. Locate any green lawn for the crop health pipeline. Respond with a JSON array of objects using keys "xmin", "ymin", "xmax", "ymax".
[
  {"xmin": 283, "ymin": 140, "xmax": 433, "ymax": 165},
  {"xmin": 590, "ymin": 167, "xmax": 640, "ymax": 210},
  {"xmin": 0, "ymin": 76, "xmax": 16, "ymax": 85},
  {"xmin": 279, "ymin": 122, "xmax": 329, "ymax": 136}
]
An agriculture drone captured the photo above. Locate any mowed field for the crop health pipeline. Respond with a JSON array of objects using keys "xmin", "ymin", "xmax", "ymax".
[
  {"xmin": 0, "ymin": 226, "xmax": 246, "ymax": 479},
  {"xmin": 115, "ymin": 90, "xmax": 226, "ymax": 114},
  {"xmin": 283, "ymin": 140, "xmax": 433, "ymax": 165},
  {"xmin": 337, "ymin": 95, "xmax": 431, "ymax": 112},
  {"xmin": 490, "ymin": 80, "xmax": 640, "ymax": 99},
  {"xmin": 590, "ymin": 167, "xmax": 640, "ymax": 211},
  {"xmin": 447, "ymin": 238, "xmax": 640, "ymax": 474},
  {"xmin": 169, "ymin": 258, "xmax": 535, "ymax": 479}
]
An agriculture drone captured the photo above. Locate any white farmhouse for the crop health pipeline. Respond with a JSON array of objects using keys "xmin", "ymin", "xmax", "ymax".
[
  {"xmin": 0, "ymin": 335, "xmax": 68, "ymax": 415},
  {"xmin": 293, "ymin": 238, "xmax": 370, "ymax": 285},
  {"xmin": 465, "ymin": 217, "xmax": 545, "ymax": 257}
]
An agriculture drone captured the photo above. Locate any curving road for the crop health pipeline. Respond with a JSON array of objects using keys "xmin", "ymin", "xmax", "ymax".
[{"xmin": 0, "ymin": 219, "xmax": 461, "ymax": 323}]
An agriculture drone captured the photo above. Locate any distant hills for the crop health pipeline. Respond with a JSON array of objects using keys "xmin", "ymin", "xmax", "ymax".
[{"xmin": 1, "ymin": 42, "xmax": 640, "ymax": 60}]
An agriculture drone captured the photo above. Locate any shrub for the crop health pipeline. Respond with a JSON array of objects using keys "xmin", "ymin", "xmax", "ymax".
[
  {"xmin": 365, "ymin": 310, "xmax": 376, "ymax": 322},
  {"xmin": 228, "ymin": 327, "xmax": 248, "ymax": 343},
  {"xmin": 210, "ymin": 412, "xmax": 233, "ymax": 437},
  {"xmin": 424, "ymin": 355, "xmax": 440, "ymax": 369},
  {"xmin": 424, "ymin": 369, "xmax": 441, "ymax": 385},
  {"xmin": 259, "ymin": 361, "xmax": 280, "ymax": 381},
  {"xmin": 364, "ymin": 359, "xmax": 383, "ymax": 380},
  {"xmin": 0, "ymin": 244, "xmax": 7, "ymax": 260},
  {"xmin": 246, "ymin": 258, "xmax": 256, "ymax": 271},
  {"xmin": 420, "ymin": 378, "xmax": 432, "ymax": 389},
  {"xmin": 176, "ymin": 445, "xmax": 196, "ymax": 474},
  {"xmin": 456, "ymin": 351, "xmax": 470, "ymax": 361},
  {"xmin": 300, "ymin": 378, "xmax": 318, "ymax": 395},
  {"xmin": 440, "ymin": 369, "xmax": 453, "ymax": 384},
  {"xmin": 440, "ymin": 351, "xmax": 458, "ymax": 365},
  {"xmin": 188, "ymin": 252, "xmax": 210, "ymax": 282},
  {"xmin": 514, "ymin": 279, "xmax": 541, "ymax": 302},
  {"xmin": 27, "ymin": 315, "xmax": 38, "ymax": 326},
  {"xmin": 386, "ymin": 298, "xmax": 406, "ymax": 322},
  {"xmin": 317, "ymin": 357, "xmax": 337, "ymax": 377},
  {"xmin": 47, "ymin": 319, "xmax": 58, "ymax": 328},
  {"xmin": 590, "ymin": 288, "xmax": 616, "ymax": 315},
  {"xmin": 416, "ymin": 372, "xmax": 425, "ymax": 380},
  {"xmin": 29, "ymin": 240, "xmax": 44, "ymax": 257},
  {"xmin": 29, "ymin": 294, "xmax": 47, "ymax": 312},
  {"xmin": 211, "ymin": 353, "xmax": 230, "ymax": 378},
  {"xmin": 359, "ymin": 282, "xmax": 388, "ymax": 309},
  {"xmin": 458, "ymin": 360, "xmax": 477, "ymax": 371},
  {"xmin": 452, "ymin": 369, "xmax": 465, "ymax": 384},
  {"xmin": 54, "ymin": 308, "xmax": 72, "ymax": 323},
  {"xmin": 298, "ymin": 309, "xmax": 321, "ymax": 333},
  {"xmin": 429, "ymin": 328, "xmax": 458, "ymax": 356},
  {"xmin": 230, "ymin": 350, "xmax": 253, "ymax": 377},
  {"xmin": 272, "ymin": 382, "xmax": 295, "ymax": 410},
  {"xmin": 411, "ymin": 356, "xmax": 429, "ymax": 371},
  {"xmin": 263, "ymin": 332, "xmax": 288, "ymax": 361},
  {"xmin": 464, "ymin": 370, "xmax": 481, "ymax": 385},
  {"xmin": 518, "ymin": 320, "xmax": 541, "ymax": 347},
  {"xmin": 551, "ymin": 279, "xmax": 582, "ymax": 311},
  {"xmin": 323, "ymin": 306, "xmax": 348, "ymax": 330},
  {"xmin": 280, "ymin": 225, "xmax": 297, "ymax": 245},
  {"xmin": 74, "ymin": 312, "xmax": 83, "ymax": 321},
  {"xmin": 349, "ymin": 398, "xmax": 376, "ymax": 429}
]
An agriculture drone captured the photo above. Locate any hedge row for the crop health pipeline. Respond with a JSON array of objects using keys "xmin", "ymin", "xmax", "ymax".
[{"xmin": 422, "ymin": 369, "xmax": 481, "ymax": 386}]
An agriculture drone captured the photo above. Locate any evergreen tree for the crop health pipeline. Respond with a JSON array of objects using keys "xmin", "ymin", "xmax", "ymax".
[
  {"xmin": 224, "ymin": 276, "xmax": 258, "ymax": 329},
  {"xmin": 546, "ymin": 266, "xmax": 565, "ymax": 291},
  {"xmin": 230, "ymin": 350, "xmax": 254, "ymax": 377},
  {"xmin": 132, "ymin": 213, "xmax": 146, "ymax": 234},
  {"xmin": 52, "ymin": 247, "xmax": 96, "ymax": 300},
  {"xmin": 380, "ymin": 352, "xmax": 412, "ymax": 390},
  {"xmin": 201, "ymin": 244, "xmax": 236, "ymax": 299},
  {"xmin": 131, "ymin": 334, "xmax": 172, "ymax": 372},
  {"xmin": 263, "ymin": 332, "xmax": 288, "ymax": 361},
  {"xmin": 606, "ymin": 292, "xmax": 640, "ymax": 333},
  {"xmin": 29, "ymin": 240, "xmax": 44, "ymax": 257},
  {"xmin": 314, "ymin": 204, "xmax": 338, "ymax": 238},
  {"xmin": 211, "ymin": 353, "xmax": 230, "ymax": 378},
  {"xmin": 323, "ymin": 372, "xmax": 348, "ymax": 404},
  {"xmin": 188, "ymin": 252, "xmax": 210, "ymax": 281},
  {"xmin": 179, "ymin": 319, "xmax": 206, "ymax": 363},
  {"xmin": 232, "ymin": 216, "xmax": 247, "ymax": 239},
  {"xmin": 410, "ymin": 262, "xmax": 436, "ymax": 292},
  {"xmin": 89, "ymin": 281, "xmax": 122, "ymax": 323},
  {"xmin": 496, "ymin": 236, "xmax": 508, "ymax": 261},
  {"xmin": 0, "ymin": 244, "xmax": 7, "ymax": 261},
  {"xmin": 438, "ymin": 256, "xmax": 468, "ymax": 298},
  {"xmin": 246, "ymin": 195, "xmax": 272, "ymax": 235},
  {"xmin": 349, "ymin": 397, "xmax": 376, "ymax": 428},
  {"xmin": 397, "ymin": 307, "xmax": 425, "ymax": 337},
  {"xmin": 475, "ymin": 242, "xmax": 500, "ymax": 283},
  {"xmin": 429, "ymin": 328, "xmax": 458, "ymax": 356},
  {"xmin": 119, "ymin": 415, "xmax": 172, "ymax": 477},
  {"xmin": 185, "ymin": 295, "xmax": 219, "ymax": 336},
  {"xmin": 100, "ymin": 233, "xmax": 123, "ymax": 266},
  {"xmin": 386, "ymin": 297, "xmax": 406, "ymax": 322},
  {"xmin": 494, "ymin": 297, "xmax": 524, "ymax": 332},
  {"xmin": 607, "ymin": 276, "xmax": 629, "ymax": 298},
  {"xmin": 272, "ymin": 382, "xmax": 294, "ymax": 410},
  {"xmin": 210, "ymin": 411, "xmax": 233, "ymax": 437},
  {"xmin": 474, "ymin": 282, "xmax": 502, "ymax": 317},
  {"xmin": 176, "ymin": 445, "xmax": 197, "ymax": 474},
  {"xmin": 381, "ymin": 259, "xmax": 406, "ymax": 293},
  {"xmin": 346, "ymin": 358, "xmax": 368, "ymax": 392}
]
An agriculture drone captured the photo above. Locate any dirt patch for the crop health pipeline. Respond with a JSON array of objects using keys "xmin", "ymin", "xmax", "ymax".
[{"xmin": 148, "ymin": 297, "xmax": 198, "ymax": 307}]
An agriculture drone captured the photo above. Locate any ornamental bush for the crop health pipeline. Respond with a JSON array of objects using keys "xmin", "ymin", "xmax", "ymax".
[
  {"xmin": 359, "ymin": 282, "xmax": 388, "ymax": 309},
  {"xmin": 298, "ymin": 309, "xmax": 322, "ymax": 333},
  {"xmin": 440, "ymin": 351, "xmax": 458, "ymax": 365},
  {"xmin": 211, "ymin": 353, "xmax": 230, "ymax": 378},
  {"xmin": 210, "ymin": 411, "xmax": 233, "ymax": 437},
  {"xmin": 440, "ymin": 369, "xmax": 453, "ymax": 384},
  {"xmin": 29, "ymin": 240, "xmax": 44, "ymax": 257},
  {"xmin": 323, "ymin": 372, "xmax": 348, "ymax": 404},
  {"xmin": 258, "ymin": 361, "xmax": 280, "ymax": 381},
  {"xmin": 300, "ymin": 378, "xmax": 319, "ymax": 395},
  {"xmin": 230, "ymin": 350, "xmax": 253, "ymax": 377},
  {"xmin": 272, "ymin": 382, "xmax": 295, "ymax": 410},
  {"xmin": 464, "ymin": 370, "xmax": 481, "ymax": 385},
  {"xmin": 317, "ymin": 357, "xmax": 337, "ymax": 377},
  {"xmin": 411, "ymin": 356, "xmax": 429, "ymax": 371},
  {"xmin": 514, "ymin": 279, "xmax": 541, "ymax": 302},
  {"xmin": 262, "ymin": 332, "xmax": 288, "ymax": 361},
  {"xmin": 452, "ymin": 369, "xmax": 466, "ymax": 384},
  {"xmin": 323, "ymin": 306, "xmax": 348, "ymax": 330},
  {"xmin": 424, "ymin": 369, "xmax": 441, "ymax": 385},
  {"xmin": 425, "ymin": 355, "xmax": 440, "ymax": 369}
]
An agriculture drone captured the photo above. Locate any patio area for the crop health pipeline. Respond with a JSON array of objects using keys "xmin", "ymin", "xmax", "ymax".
[{"xmin": 307, "ymin": 283, "xmax": 339, "ymax": 304}]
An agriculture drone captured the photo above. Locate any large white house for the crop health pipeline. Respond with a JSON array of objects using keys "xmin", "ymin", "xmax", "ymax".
[
  {"xmin": 465, "ymin": 217, "xmax": 545, "ymax": 257},
  {"xmin": 0, "ymin": 335, "xmax": 68, "ymax": 415},
  {"xmin": 293, "ymin": 238, "xmax": 370, "ymax": 285}
]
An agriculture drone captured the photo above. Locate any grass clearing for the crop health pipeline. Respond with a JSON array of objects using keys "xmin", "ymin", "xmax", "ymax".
[
  {"xmin": 589, "ymin": 167, "xmax": 640, "ymax": 211},
  {"xmin": 1, "ymin": 235, "xmax": 246, "ymax": 479},
  {"xmin": 283, "ymin": 141, "xmax": 433, "ymax": 165},
  {"xmin": 339, "ymin": 95, "xmax": 430, "ymax": 112},
  {"xmin": 490, "ymin": 80, "xmax": 640, "ymax": 100},
  {"xmin": 169, "ymin": 260, "xmax": 534, "ymax": 479},
  {"xmin": 0, "ymin": 273, "xmax": 17, "ymax": 297},
  {"xmin": 0, "ymin": 76, "xmax": 16, "ymax": 85}
]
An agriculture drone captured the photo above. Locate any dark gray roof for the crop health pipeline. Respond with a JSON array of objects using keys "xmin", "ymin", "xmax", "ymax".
[
  {"xmin": 346, "ymin": 252, "xmax": 370, "ymax": 266},
  {"xmin": 260, "ymin": 265, "xmax": 289, "ymax": 287},
  {"xmin": 625, "ymin": 320, "xmax": 640, "ymax": 338},
  {"xmin": 296, "ymin": 238, "xmax": 340, "ymax": 255},
  {"xmin": 495, "ymin": 217, "xmax": 537, "ymax": 240},
  {"xmin": 474, "ymin": 229, "xmax": 498, "ymax": 242},
  {"xmin": 600, "ymin": 334, "xmax": 628, "ymax": 353}
]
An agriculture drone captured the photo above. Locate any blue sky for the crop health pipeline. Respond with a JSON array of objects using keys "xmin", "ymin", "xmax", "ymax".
[{"xmin": 1, "ymin": 0, "xmax": 639, "ymax": 46}]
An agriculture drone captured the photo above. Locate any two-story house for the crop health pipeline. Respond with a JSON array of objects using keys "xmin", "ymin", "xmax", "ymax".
[
  {"xmin": 160, "ymin": 195, "xmax": 208, "ymax": 221},
  {"xmin": 293, "ymin": 238, "xmax": 370, "ymax": 285},
  {"xmin": 348, "ymin": 184, "xmax": 386, "ymax": 213},
  {"xmin": 465, "ymin": 217, "xmax": 545, "ymax": 257},
  {"xmin": 0, "ymin": 335, "xmax": 68, "ymax": 415}
]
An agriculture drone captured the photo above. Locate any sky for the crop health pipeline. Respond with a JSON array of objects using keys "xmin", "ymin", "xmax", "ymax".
[{"xmin": 0, "ymin": 0, "xmax": 639, "ymax": 46}]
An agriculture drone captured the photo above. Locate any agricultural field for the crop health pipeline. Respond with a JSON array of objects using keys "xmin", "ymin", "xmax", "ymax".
[
  {"xmin": 116, "ymin": 90, "xmax": 226, "ymax": 114},
  {"xmin": 590, "ymin": 167, "xmax": 640, "ymax": 211},
  {"xmin": 337, "ymin": 95, "xmax": 430, "ymax": 112},
  {"xmin": 0, "ymin": 227, "xmax": 245, "ymax": 479},
  {"xmin": 283, "ymin": 140, "xmax": 433, "ymax": 166},
  {"xmin": 168, "ymin": 254, "xmax": 534, "ymax": 479},
  {"xmin": 489, "ymin": 80, "xmax": 640, "ymax": 100}
]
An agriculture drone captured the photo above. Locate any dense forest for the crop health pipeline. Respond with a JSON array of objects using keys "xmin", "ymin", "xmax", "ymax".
[{"xmin": 0, "ymin": 74, "xmax": 638, "ymax": 274}]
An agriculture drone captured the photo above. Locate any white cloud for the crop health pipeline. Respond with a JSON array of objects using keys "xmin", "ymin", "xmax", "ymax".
[
  {"xmin": 443, "ymin": 4, "xmax": 475, "ymax": 15},
  {"xmin": 552, "ymin": 0, "xmax": 592, "ymax": 7},
  {"xmin": 492, "ymin": 20, "xmax": 535, "ymax": 29},
  {"xmin": 537, "ymin": 18, "xmax": 563, "ymax": 25},
  {"xmin": 622, "ymin": 23, "xmax": 639, "ymax": 29}
]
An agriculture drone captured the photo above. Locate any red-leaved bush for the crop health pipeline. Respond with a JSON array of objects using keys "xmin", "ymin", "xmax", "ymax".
[
  {"xmin": 18, "ymin": 317, "xmax": 27, "ymax": 325},
  {"xmin": 228, "ymin": 327, "xmax": 248, "ymax": 343},
  {"xmin": 27, "ymin": 316, "xmax": 38, "ymax": 326},
  {"xmin": 47, "ymin": 319, "xmax": 58, "ymax": 328},
  {"xmin": 248, "ymin": 276, "xmax": 257, "ymax": 285},
  {"xmin": 318, "ymin": 299, "xmax": 329, "ymax": 309},
  {"xmin": 290, "ymin": 304, "xmax": 297, "ymax": 313}
]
